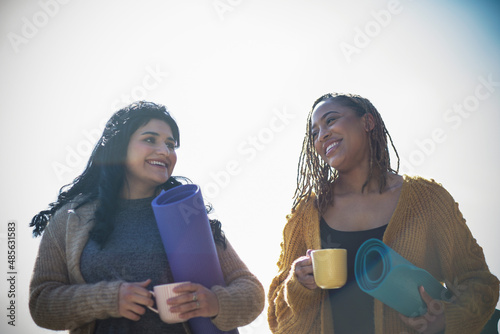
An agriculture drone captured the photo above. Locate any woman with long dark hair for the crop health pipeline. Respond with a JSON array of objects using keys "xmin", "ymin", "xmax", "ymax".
[
  {"xmin": 267, "ymin": 93, "xmax": 498, "ymax": 333},
  {"xmin": 29, "ymin": 101, "xmax": 264, "ymax": 333}
]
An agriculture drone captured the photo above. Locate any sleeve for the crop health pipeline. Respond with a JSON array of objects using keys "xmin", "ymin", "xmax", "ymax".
[
  {"xmin": 267, "ymin": 210, "xmax": 324, "ymax": 334},
  {"xmin": 427, "ymin": 182, "xmax": 499, "ymax": 334},
  {"xmin": 210, "ymin": 239, "xmax": 265, "ymax": 331},
  {"xmin": 29, "ymin": 207, "xmax": 124, "ymax": 331}
]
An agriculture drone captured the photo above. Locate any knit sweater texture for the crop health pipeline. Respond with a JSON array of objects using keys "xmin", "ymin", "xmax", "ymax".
[
  {"xmin": 267, "ymin": 175, "xmax": 499, "ymax": 334},
  {"xmin": 80, "ymin": 196, "xmax": 185, "ymax": 333},
  {"xmin": 29, "ymin": 199, "xmax": 265, "ymax": 333}
]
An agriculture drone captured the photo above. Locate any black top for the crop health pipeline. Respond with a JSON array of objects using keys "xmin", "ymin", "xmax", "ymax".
[{"xmin": 320, "ymin": 217, "xmax": 387, "ymax": 334}]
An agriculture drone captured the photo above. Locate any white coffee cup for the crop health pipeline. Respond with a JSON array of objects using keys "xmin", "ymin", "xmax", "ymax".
[{"xmin": 148, "ymin": 281, "xmax": 190, "ymax": 323}]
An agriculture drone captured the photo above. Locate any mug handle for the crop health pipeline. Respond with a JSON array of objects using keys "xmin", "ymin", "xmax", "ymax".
[{"xmin": 147, "ymin": 291, "xmax": 158, "ymax": 313}]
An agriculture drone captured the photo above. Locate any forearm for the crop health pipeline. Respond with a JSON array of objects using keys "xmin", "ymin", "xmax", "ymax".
[
  {"xmin": 29, "ymin": 279, "xmax": 123, "ymax": 330},
  {"xmin": 211, "ymin": 240, "xmax": 265, "ymax": 330},
  {"xmin": 443, "ymin": 270, "xmax": 499, "ymax": 334},
  {"xmin": 430, "ymin": 186, "xmax": 500, "ymax": 333},
  {"xmin": 268, "ymin": 264, "xmax": 323, "ymax": 333},
  {"xmin": 211, "ymin": 272, "xmax": 265, "ymax": 330},
  {"xmin": 28, "ymin": 205, "xmax": 123, "ymax": 330}
]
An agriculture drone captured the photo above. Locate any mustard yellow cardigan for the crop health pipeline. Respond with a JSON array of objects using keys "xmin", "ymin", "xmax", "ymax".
[{"xmin": 268, "ymin": 175, "xmax": 499, "ymax": 334}]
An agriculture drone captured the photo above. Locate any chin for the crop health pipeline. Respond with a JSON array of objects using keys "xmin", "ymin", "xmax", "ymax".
[
  {"xmin": 149, "ymin": 178, "xmax": 168, "ymax": 188},
  {"xmin": 325, "ymin": 158, "xmax": 338, "ymax": 168}
]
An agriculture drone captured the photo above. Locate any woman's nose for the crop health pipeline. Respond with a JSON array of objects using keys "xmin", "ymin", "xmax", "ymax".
[
  {"xmin": 319, "ymin": 128, "xmax": 330, "ymax": 141},
  {"xmin": 157, "ymin": 143, "xmax": 174, "ymax": 156}
]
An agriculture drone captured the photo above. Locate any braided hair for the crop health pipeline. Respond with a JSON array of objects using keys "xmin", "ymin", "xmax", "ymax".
[
  {"xmin": 31, "ymin": 101, "xmax": 226, "ymax": 249},
  {"xmin": 293, "ymin": 93, "xmax": 400, "ymax": 214}
]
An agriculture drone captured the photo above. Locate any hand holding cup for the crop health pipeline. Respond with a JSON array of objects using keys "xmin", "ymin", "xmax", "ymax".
[
  {"xmin": 294, "ymin": 251, "xmax": 317, "ymax": 290},
  {"xmin": 148, "ymin": 282, "xmax": 190, "ymax": 323},
  {"xmin": 148, "ymin": 282, "xmax": 220, "ymax": 323}
]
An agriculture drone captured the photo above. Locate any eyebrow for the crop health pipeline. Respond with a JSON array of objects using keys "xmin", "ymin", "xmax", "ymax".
[
  {"xmin": 311, "ymin": 111, "xmax": 340, "ymax": 129},
  {"xmin": 320, "ymin": 111, "xmax": 340, "ymax": 120},
  {"xmin": 140, "ymin": 131, "xmax": 176, "ymax": 142}
]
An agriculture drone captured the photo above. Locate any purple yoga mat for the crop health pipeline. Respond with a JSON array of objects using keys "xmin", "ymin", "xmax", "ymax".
[{"xmin": 151, "ymin": 184, "xmax": 238, "ymax": 334}]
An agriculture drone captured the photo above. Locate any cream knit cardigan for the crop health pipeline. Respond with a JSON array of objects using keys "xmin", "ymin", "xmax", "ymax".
[{"xmin": 30, "ymin": 200, "xmax": 265, "ymax": 333}]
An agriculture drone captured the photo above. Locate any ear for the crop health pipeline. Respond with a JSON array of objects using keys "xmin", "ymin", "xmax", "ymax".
[{"xmin": 363, "ymin": 113, "xmax": 375, "ymax": 132}]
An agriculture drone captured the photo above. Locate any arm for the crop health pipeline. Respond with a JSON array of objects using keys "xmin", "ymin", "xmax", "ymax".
[
  {"xmin": 29, "ymin": 207, "xmax": 124, "ymax": 330},
  {"xmin": 429, "ymin": 182, "xmax": 499, "ymax": 334},
  {"xmin": 210, "ymin": 240, "xmax": 265, "ymax": 331},
  {"xmin": 267, "ymin": 208, "xmax": 324, "ymax": 334}
]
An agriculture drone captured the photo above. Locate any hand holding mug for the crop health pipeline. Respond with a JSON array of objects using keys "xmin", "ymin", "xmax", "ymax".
[
  {"xmin": 168, "ymin": 282, "xmax": 220, "ymax": 320},
  {"xmin": 118, "ymin": 279, "xmax": 154, "ymax": 321},
  {"xmin": 294, "ymin": 250, "xmax": 317, "ymax": 290},
  {"xmin": 148, "ymin": 282, "xmax": 219, "ymax": 323}
]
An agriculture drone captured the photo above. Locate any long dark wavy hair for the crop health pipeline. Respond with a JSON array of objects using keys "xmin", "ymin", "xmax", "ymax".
[
  {"xmin": 293, "ymin": 93, "xmax": 400, "ymax": 214},
  {"xmin": 31, "ymin": 101, "xmax": 226, "ymax": 248}
]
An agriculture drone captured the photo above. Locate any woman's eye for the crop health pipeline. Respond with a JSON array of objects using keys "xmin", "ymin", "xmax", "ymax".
[
  {"xmin": 326, "ymin": 117, "xmax": 337, "ymax": 125},
  {"xmin": 144, "ymin": 137, "xmax": 156, "ymax": 144},
  {"xmin": 166, "ymin": 142, "xmax": 176, "ymax": 150}
]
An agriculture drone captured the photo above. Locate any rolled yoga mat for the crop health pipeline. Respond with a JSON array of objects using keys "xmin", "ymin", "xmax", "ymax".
[
  {"xmin": 354, "ymin": 238, "xmax": 449, "ymax": 317},
  {"xmin": 152, "ymin": 184, "xmax": 238, "ymax": 334}
]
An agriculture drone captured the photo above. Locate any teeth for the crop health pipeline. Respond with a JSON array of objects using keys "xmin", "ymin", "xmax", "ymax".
[
  {"xmin": 149, "ymin": 161, "xmax": 166, "ymax": 167},
  {"xmin": 326, "ymin": 142, "xmax": 339, "ymax": 154}
]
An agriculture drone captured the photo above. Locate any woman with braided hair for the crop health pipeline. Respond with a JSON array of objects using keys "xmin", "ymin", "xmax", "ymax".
[
  {"xmin": 29, "ymin": 101, "xmax": 264, "ymax": 333},
  {"xmin": 267, "ymin": 93, "xmax": 498, "ymax": 333}
]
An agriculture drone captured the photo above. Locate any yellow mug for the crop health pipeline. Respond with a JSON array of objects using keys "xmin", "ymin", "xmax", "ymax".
[{"xmin": 311, "ymin": 248, "xmax": 347, "ymax": 289}]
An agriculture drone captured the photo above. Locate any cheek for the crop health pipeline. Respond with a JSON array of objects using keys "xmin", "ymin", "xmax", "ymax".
[
  {"xmin": 124, "ymin": 148, "xmax": 136, "ymax": 168},
  {"xmin": 125, "ymin": 145, "xmax": 142, "ymax": 163},
  {"xmin": 313, "ymin": 139, "xmax": 323, "ymax": 156},
  {"xmin": 169, "ymin": 153, "xmax": 178, "ymax": 171}
]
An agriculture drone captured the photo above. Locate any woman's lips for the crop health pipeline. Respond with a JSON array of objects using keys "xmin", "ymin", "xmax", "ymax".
[
  {"xmin": 325, "ymin": 140, "xmax": 341, "ymax": 155},
  {"xmin": 147, "ymin": 160, "xmax": 168, "ymax": 168}
]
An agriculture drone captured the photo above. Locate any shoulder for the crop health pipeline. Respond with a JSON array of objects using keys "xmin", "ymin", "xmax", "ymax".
[
  {"xmin": 38, "ymin": 198, "xmax": 97, "ymax": 258},
  {"xmin": 404, "ymin": 174, "xmax": 448, "ymax": 191},
  {"xmin": 283, "ymin": 194, "xmax": 319, "ymax": 238},
  {"xmin": 48, "ymin": 196, "xmax": 97, "ymax": 234},
  {"xmin": 290, "ymin": 193, "xmax": 318, "ymax": 215},
  {"xmin": 402, "ymin": 174, "xmax": 457, "ymax": 207},
  {"xmin": 286, "ymin": 194, "xmax": 317, "ymax": 222}
]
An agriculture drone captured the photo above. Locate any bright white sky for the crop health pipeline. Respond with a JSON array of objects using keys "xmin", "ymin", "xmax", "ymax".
[{"xmin": 1, "ymin": 0, "xmax": 499, "ymax": 333}]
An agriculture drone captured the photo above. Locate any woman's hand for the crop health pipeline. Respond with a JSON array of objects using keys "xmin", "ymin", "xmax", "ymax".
[
  {"xmin": 294, "ymin": 249, "xmax": 317, "ymax": 290},
  {"xmin": 399, "ymin": 286, "xmax": 446, "ymax": 334},
  {"xmin": 167, "ymin": 282, "xmax": 220, "ymax": 320},
  {"xmin": 118, "ymin": 279, "xmax": 154, "ymax": 321}
]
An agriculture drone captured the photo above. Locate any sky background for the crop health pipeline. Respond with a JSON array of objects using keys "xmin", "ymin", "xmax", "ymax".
[{"xmin": 1, "ymin": 0, "xmax": 499, "ymax": 333}]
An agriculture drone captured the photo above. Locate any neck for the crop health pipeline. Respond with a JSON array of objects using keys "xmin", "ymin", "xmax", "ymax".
[
  {"xmin": 120, "ymin": 184, "xmax": 158, "ymax": 200},
  {"xmin": 335, "ymin": 168, "xmax": 383, "ymax": 195}
]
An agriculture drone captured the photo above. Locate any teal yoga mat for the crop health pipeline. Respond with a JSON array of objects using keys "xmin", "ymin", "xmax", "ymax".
[{"xmin": 355, "ymin": 238, "xmax": 449, "ymax": 317}]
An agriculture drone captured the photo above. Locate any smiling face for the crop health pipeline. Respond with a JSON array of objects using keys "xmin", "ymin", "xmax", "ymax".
[
  {"xmin": 123, "ymin": 119, "xmax": 177, "ymax": 199},
  {"xmin": 311, "ymin": 99, "xmax": 373, "ymax": 172}
]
